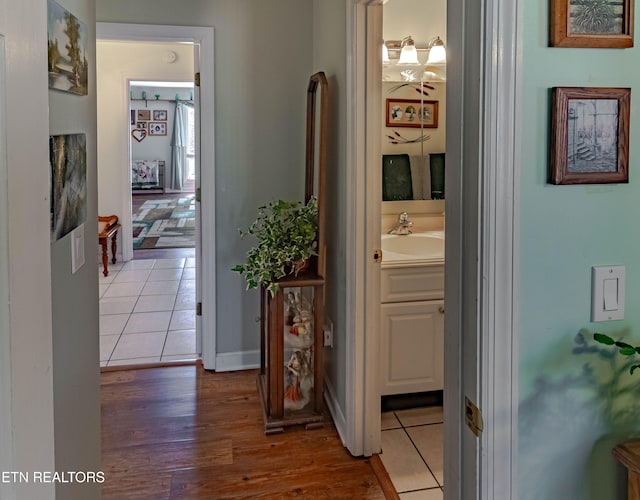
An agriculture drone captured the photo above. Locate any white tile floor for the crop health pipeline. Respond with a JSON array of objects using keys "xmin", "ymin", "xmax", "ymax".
[
  {"xmin": 380, "ymin": 406, "xmax": 444, "ymax": 499},
  {"xmin": 98, "ymin": 258, "xmax": 199, "ymax": 367}
]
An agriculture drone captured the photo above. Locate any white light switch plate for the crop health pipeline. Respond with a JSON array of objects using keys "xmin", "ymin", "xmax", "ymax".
[{"xmin": 591, "ymin": 265, "xmax": 625, "ymax": 322}]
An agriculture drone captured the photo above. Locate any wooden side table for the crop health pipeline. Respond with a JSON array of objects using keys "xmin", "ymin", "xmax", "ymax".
[
  {"xmin": 614, "ymin": 441, "xmax": 640, "ymax": 499},
  {"xmin": 98, "ymin": 215, "xmax": 121, "ymax": 277}
]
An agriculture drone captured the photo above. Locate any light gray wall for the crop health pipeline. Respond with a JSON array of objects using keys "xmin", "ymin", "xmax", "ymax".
[
  {"xmin": 48, "ymin": 0, "xmax": 102, "ymax": 498},
  {"xmin": 97, "ymin": 0, "xmax": 314, "ymax": 355},
  {"xmin": 1, "ymin": 1, "xmax": 57, "ymax": 498},
  {"xmin": 312, "ymin": 0, "xmax": 348, "ymax": 412}
]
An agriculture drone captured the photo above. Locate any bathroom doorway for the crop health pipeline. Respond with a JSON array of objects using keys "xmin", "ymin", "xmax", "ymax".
[{"xmin": 346, "ymin": 0, "xmax": 520, "ymax": 497}]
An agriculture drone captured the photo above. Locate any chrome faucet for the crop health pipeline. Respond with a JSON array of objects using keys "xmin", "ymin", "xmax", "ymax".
[{"xmin": 389, "ymin": 212, "xmax": 413, "ymax": 235}]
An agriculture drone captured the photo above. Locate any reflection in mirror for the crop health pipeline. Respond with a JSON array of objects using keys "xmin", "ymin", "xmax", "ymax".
[{"xmin": 382, "ymin": 153, "xmax": 444, "ymax": 200}]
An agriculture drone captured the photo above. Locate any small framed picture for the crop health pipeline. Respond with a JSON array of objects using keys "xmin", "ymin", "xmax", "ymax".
[
  {"xmin": 148, "ymin": 122, "xmax": 167, "ymax": 136},
  {"xmin": 136, "ymin": 122, "xmax": 147, "ymax": 129},
  {"xmin": 130, "ymin": 109, "xmax": 135, "ymax": 126},
  {"xmin": 385, "ymin": 98, "xmax": 438, "ymax": 128},
  {"xmin": 549, "ymin": 87, "xmax": 630, "ymax": 185},
  {"xmin": 153, "ymin": 109, "xmax": 167, "ymax": 121},
  {"xmin": 136, "ymin": 109, "xmax": 151, "ymax": 121},
  {"xmin": 549, "ymin": 0, "xmax": 634, "ymax": 48}
]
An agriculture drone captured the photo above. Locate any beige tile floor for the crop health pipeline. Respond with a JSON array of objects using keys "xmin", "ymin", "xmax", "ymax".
[
  {"xmin": 98, "ymin": 258, "xmax": 199, "ymax": 367},
  {"xmin": 380, "ymin": 406, "xmax": 444, "ymax": 499}
]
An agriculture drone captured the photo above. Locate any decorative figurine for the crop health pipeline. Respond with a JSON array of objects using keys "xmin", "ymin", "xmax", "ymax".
[{"xmin": 284, "ymin": 348, "xmax": 313, "ymax": 411}]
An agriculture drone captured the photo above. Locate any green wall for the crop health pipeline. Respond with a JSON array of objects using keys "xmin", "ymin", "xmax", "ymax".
[{"xmin": 519, "ymin": 2, "xmax": 640, "ymax": 499}]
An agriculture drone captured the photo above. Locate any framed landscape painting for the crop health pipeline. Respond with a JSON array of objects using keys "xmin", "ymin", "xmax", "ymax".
[
  {"xmin": 549, "ymin": 87, "xmax": 630, "ymax": 185},
  {"xmin": 47, "ymin": 0, "xmax": 89, "ymax": 95},
  {"xmin": 549, "ymin": 0, "xmax": 634, "ymax": 48}
]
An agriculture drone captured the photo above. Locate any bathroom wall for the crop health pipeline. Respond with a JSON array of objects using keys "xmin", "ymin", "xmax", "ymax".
[{"xmin": 519, "ymin": 2, "xmax": 640, "ymax": 498}]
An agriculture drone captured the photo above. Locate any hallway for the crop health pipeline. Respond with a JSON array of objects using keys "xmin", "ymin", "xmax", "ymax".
[{"xmin": 101, "ymin": 365, "xmax": 386, "ymax": 498}]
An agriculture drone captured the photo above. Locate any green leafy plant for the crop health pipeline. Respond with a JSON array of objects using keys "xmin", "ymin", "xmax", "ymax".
[
  {"xmin": 593, "ymin": 333, "xmax": 640, "ymax": 374},
  {"xmin": 232, "ymin": 197, "xmax": 318, "ymax": 295}
]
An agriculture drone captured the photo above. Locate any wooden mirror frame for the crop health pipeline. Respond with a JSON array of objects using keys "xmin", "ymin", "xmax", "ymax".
[{"xmin": 305, "ymin": 72, "xmax": 328, "ymax": 278}]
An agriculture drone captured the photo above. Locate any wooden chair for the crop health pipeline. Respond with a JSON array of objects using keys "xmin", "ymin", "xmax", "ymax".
[{"xmin": 98, "ymin": 215, "xmax": 121, "ymax": 277}]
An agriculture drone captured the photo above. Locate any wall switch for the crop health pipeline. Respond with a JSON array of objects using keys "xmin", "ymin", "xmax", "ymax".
[
  {"xmin": 323, "ymin": 319, "xmax": 333, "ymax": 348},
  {"xmin": 71, "ymin": 224, "xmax": 85, "ymax": 274},
  {"xmin": 592, "ymin": 265, "xmax": 625, "ymax": 322}
]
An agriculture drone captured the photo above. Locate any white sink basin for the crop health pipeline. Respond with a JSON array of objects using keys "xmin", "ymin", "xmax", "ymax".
[{"xmin": 381, "ymin": 231, "xmax": 444, "ymax": 263}]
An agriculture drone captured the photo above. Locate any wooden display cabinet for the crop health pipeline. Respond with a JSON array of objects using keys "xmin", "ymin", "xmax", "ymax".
[{"xmin": 257, "ymin": 72, "xmax": 328, "ymax": 433}]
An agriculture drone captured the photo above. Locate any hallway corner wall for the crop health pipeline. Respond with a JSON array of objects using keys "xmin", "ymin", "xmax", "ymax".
[{"xmin": 48, "ymin": 0, "xmax": 102, "ymax": 498}]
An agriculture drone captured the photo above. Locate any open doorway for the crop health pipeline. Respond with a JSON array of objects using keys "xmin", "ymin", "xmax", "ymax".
[
  {"xmin": 129, "ymin": 80, "xmax": 196, "ymax": 260},
  {"xmin": 377, "ymin": 0, "xmax": 447, "ymax": 496},
  {"xmin": 95, "ymin": 25, "xmax": 216, "ymax": 370}
]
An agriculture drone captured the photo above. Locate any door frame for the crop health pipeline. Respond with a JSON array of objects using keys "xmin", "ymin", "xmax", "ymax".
[
  {"xmin": 345, "ymin": 0, "xmax": 521, "ymax": 497},
  {"xmin": 96, "ymin": 23, "xmax": 217, "ymax": 369}
]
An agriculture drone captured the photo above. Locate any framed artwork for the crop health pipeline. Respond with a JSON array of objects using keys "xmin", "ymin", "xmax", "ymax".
[
  {"xmin": 50, "ymin": 134, "xmax": 87, "ymax": 240},
  {"xmin": 385, "ymin": 98, "xmax": 438, "ymax": 128},
  {"xmin": 136, "ymin": 109, "xmax": 150, "ymax": 121},
  {"xmin": 131, "ymin": 129, "xmax": 147, "ymax": 142},
  {"xmin": 47, "ymin": 0, "xmax": 89, "ymax": 95},
  {"xmin": 130, "ymin": 109, "xmax": 135, "ymax": 125},
  {"xmin": 149, "ymin": 122, "xmax": 167, "ymax": 136},
  {"xmin": 136, "ymin": 122, "xmax": 147, "ymax": 129},
  {"xmin": 549, "ymin": 87, "xmax": 630, "ymax": 185},
  {"xmin": 153, "ymin": 109, "xmax": 167, "ymax": 121},
  {"xmin": 549, "ymin": 0, "xmax": 634, "ymax": 48}
]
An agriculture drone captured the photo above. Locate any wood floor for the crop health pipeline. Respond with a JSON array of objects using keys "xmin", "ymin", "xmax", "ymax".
[{"xmin": 101, "ymin": 365, "xmax": 386, "ymax": 499}]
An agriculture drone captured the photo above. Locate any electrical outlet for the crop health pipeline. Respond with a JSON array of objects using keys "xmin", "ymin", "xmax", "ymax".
[{"xmin": 323, "ymin": 319, "xmax": 333, "ymax": 348}]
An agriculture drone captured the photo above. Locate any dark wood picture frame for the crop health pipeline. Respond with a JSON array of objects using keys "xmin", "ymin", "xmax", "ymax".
[
  {"xmin": 549, "ymin": 87, "xmax": 630, "ymax": 185},
  {"xmin": 385, "ymin": 98, "xmax": 438, "ymax": 128},
  {"xmin": 549, "ymin": 0, "xmax": 634, "ymax": 48}
]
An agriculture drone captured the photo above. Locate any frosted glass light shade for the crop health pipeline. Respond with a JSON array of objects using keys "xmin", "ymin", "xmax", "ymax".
[
  {"xmin": 427, "ymin": 45, "xmax": 446, "ymax": 64},
  {"xmin": 398, "ymin": 44, "xmax": 420, "ymax": 65}
]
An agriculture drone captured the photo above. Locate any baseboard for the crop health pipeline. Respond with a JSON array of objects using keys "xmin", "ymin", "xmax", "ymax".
[
  {"xmin": 324, "ymin": 375, "xmax": 348, "ymax": 448},
  {"xmin": 215, "ymin": 350, "xmax": 260, "ymax": 372}
]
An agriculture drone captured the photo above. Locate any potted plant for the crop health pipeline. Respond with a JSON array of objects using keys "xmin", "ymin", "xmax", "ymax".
[{"xmin": 232, "ymin": 197, "xmax": 318, "ymax": 295}]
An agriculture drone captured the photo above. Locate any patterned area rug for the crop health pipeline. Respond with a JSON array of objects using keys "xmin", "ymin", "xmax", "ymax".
[{"xmin": 132, "ymin": 195, "xmax": 196, "ymax": 249}]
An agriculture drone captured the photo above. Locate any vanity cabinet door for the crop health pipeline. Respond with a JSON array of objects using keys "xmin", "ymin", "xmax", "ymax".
[{"xmin": 380, "ymin": 300, "xmax": 444, "ymax": 396}]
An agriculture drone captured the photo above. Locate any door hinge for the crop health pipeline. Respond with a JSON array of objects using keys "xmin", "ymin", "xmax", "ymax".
[
  {"xmin": 465, "ymin": 396, "xmax": 483, "ymax": 437},
  {"xmin": 196, "ymin": 302, "xmax": 202, "ymax": 316},
  {"xmin": 194, "ymin": 72, "xmax": 200, "ymax": 87},
  {"xmin": 373, "ymin": 249, "xmax": 383, "ymax": 263},
  {"xmin": 195, "ymin": 187, "xmax": 201, "ymax": 202}
]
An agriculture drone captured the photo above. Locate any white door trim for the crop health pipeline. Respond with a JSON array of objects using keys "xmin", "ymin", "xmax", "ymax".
[
  {"xmin": 346, "ymin": 0, "xmax": 521, "ymax": 497},
  {"xmin": 96, "ymin": 23, "xmax": 217, "ymax": 370}
]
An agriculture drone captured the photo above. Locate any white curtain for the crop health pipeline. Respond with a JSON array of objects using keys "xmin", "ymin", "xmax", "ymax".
[{"xmin": 169, "ymin": 101, "xmax": 192, "ymax": 191}]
